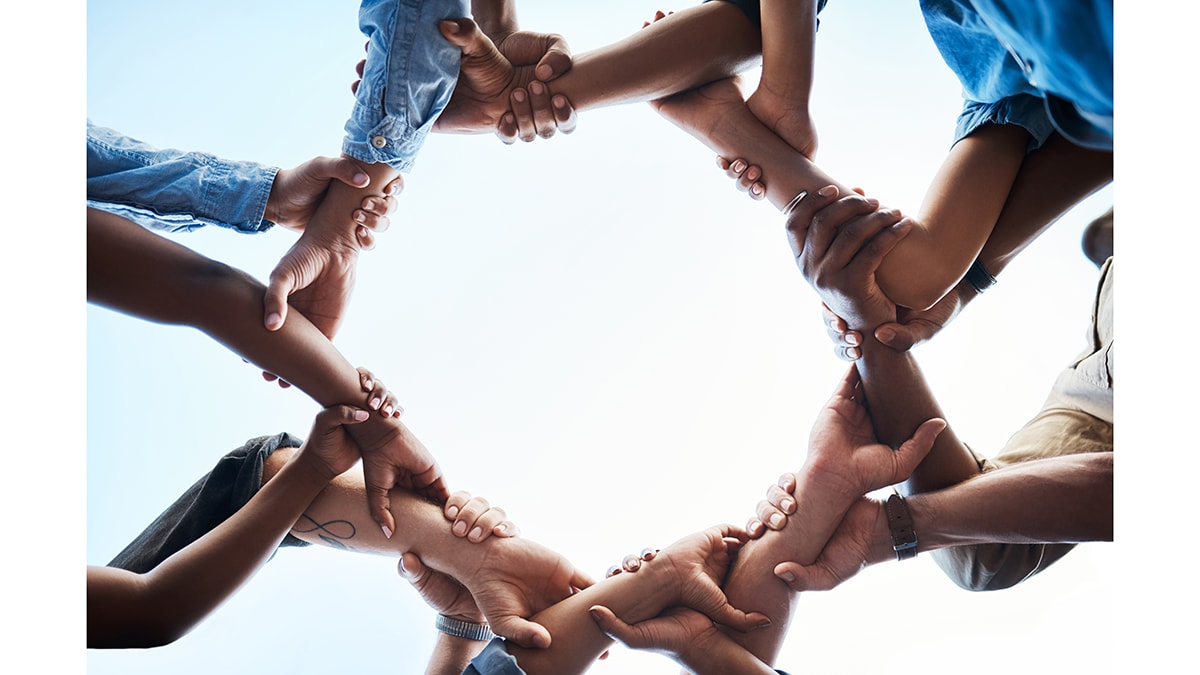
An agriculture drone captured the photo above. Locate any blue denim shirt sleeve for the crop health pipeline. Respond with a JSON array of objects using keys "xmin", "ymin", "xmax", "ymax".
[
  {"xmin": 459, "ymin": 638, "xmax": 526, "ymax": 675},
  {"xmin": 86, "ymin": 120, "xmax": 278, "ymax": 234},
  {"xmin": 954, "ymin": 93, "xmax": 1054, "ymax": 152},
  {"xmin": 343, "ymin": 0, "xmax": 469, "ymax": 172}
]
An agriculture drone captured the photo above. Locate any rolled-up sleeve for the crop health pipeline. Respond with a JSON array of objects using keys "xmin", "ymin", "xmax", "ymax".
[
  {"xmin": 86, "ymin": 120, "xmax": 278, "ymax": 234},
  {"xmin": 343, "ymin": 0, "xmax": 469, "ymax": 172}
]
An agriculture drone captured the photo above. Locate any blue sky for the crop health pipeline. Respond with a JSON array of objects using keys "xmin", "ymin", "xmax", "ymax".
[{"xmin": 13, "ymin": 0, "xmax": 1186, "ymax": 672}]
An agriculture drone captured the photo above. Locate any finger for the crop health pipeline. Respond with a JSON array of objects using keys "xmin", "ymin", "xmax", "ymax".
[
  {"xmin": 741, "ymin": 165, "xmax": 766, "ymax": 200},
  {"xmin": 450, "ymin": 496, "xmax": 493, "ymax": 539},
  {"xmin": 784, "ymin": 184, "xmax": 840, "ymax": 263},
  {"xmin": 829, "ymin": 211, "xmax": 909, "ymax": 276},
  {"xmin": 469, "ymin": 506, "xmax": 511, "ymax": 543},
  {"xmin": 398, "ymin": 552, "xmax": 433, "ymax": 588},
  {"xmin": 319, "ymin": 156, "xmax": 371, "ymax": 189},
  {"xmin": 777, "ymin": 472, "xmax": 798, "ymax": 494},
  {"xmin": 571, "ymin": 568, "xmax": 597, "ymax": 591},
  {"xmin": 716, "ymin": 155, "xmax": 733, "ymax": 171},
  {"xmin": 382, "ymin": 174, "xmax": 404, "ymax": 199},
  {"xmin": 551, "ymin": 94, "xmax": 578, "ymax": 134},
  {"xmin": 496, "ymin": 111, "xmax": 519, "ymax": 145},
  {"xmin": 492, "ymin": 518, "xmax": 519, "ymax": 538},
  {"xmin": 510, "ymin": 88, "xmax": 537, "ymax": 143},
  {"xmin": 262, "ymin": 371, "xmax": 280, "ymax": 383},
  {"xmin": 363, "ymin": 462, "xmax": 399, "ymax": 538},
  {"xmin": 354, "ymin": 225, "xmax": 377, "ymax": 251},
  {"xmin": 874, "ymin": 321, "xmax": 922, "ymax": 352},
  {"xmin": 588, "ymin": 605, "xmax": 654, "ymax": 649},
  {"xmin": 491, "ymin": 616, "xmax": 552, "ymax": 650},
  {"xmin": 417, "ymin": 473, "xmax": 451, "ymax": 505},
  {"xmin": 892, "ymin": 417, "xmax": 948, "ymax": 481},
  {"xmin": 263, "ymin": 268, "xmax": 295, "ymax": 331},
  {"xmin": 726, "ymin": 158, "xmax": 749, "ymax": 181},
  {"xmin": 746, "ymin": 517, "xmax": 766, "ymax": 539},
  {"xmin": 767, "ymin": 484, "xmax": 796, "ymax": 514},
  {"xmin": 773, "ymin": 561, "xmax": 823, "ymax": 592},
  {"xmin": 358, "ymin": 194, "xmax": 394, "ymax": 223},
  {"xmin": 443, "ymin": 491, "xmax": 472, "ymax": 520},
  {"xmin": 755, "ymin": 499, "xmax": 788, "ymax": 531},
  {"xmin": 534, "ymin": 35, "xmax": 572, "ymax": 81},
  {"xmin": 525, "ymin": 81, "xmax": 558, "ymax": 139}
]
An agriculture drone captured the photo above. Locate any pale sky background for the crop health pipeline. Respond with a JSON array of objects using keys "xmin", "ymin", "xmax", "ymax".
[{"xmin": 6, "ymin": 0, "xmax": 1196, "ymax": 673}]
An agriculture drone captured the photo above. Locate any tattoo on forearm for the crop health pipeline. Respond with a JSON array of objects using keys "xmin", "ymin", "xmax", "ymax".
[{"xmin": 293, "ymin": 514, "xmax": 357, "ymax": 550}]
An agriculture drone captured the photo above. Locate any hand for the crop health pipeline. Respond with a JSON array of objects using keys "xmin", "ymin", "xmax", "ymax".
[
  {"xmin": 488, "ymin": 29, "xmax": 577, "ymax": 144},
  {"xmin": 716, "ymin": 155, "xmax": 766, "ymax": 201},
  {"xmin": 398, "ymin": 552, "xmax": 485, "ymax": 624},
  {"xmin": 350, "ymin": 416, "xmax": 450, "ymax": 537},
  {"xmin": 604, "ymin": 547, "xmax": 660, "ymax": 579},
  {"xmin": 295, "ymin": 404, "xmax": 372, "ymax": 482},
  {"xmin": 356, "ymin": 366, "xmax": 403, "ymax": 418},
  {"xmin": 497, "ymin": 80, "xmax": 577, "ymax": 144},
  {"xmin": 745, "ymin": 473, "xmax": 797, "ymax": 539},
  {"xmin": 263, "ymin": 215, "xmax": 361, "ymax": 341},
  {"xmin": 443, "ymin": 491, "xmax": 520, "ymax": 542},
  {"xmin": 267, "ymin": 155, "xmax": 403, "ymax": 250},
  {"xmin": 459, "ymin": 536, "xmax": 594, "ymax": 649},
  {"xmin": 654, "ymin": 525, "xmax": 771, "ymax": 632},
  {"xmin": 649, "ymin": 76, "xmax": 748, "ymax": 142},
  {"xmin": 802, "ymin": 365, "xmax": 946, "ymax": 503},
  {"xmin": 772, "ymin": 497, "xmax": 889, "ymax": 592},
  {"xmin": 589, "ymin": 605, "xmax": 724, "ymax": 663},
  {"xmin": 433, "ymin": 19, "xmax": 542, "ymax": 135},
  {"xmin": 786, "ymin": 185, "xmax": 910, "ymax": 331}
]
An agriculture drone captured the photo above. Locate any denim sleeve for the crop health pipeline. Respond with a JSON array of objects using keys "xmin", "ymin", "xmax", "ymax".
[
  {"xmin": 954, "ymin": 94, "xmax": 1054, "ymax": 152},
  {"xmin": 343, "ymin": 0, "xmax": 469, "ymax": 172},
  {"xmin": 460, "ymin": 638, "xmax": 526, "ymax": 675},
  {"xmin": 86, "ymin": 120, "xmax": 278, "ymax": 234}
]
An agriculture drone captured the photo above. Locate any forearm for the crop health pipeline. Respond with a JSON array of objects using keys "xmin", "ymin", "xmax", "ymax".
[
  {"xmin": 855, "ymin": 345, "xmax": 978, "ymax": 494},
  {"xmin": 546, "ymin": 2, "xmax": 761, "ymax": 112},
  {"xmin": 976, "ymin": 135, "xmax": 1114, "ymax": 277},
  {"xmin": 879, "ymin": 124, "xmax": 1028, "ymax": 309},
  {"xmin": 504, "ymin": 565, "xmax": 678, "ymax": 675},
  {"xmin": 87, "ymin": 456, "xmax": 330, "ymax": 648},
  {"xmin": 712, "ymin": 533, "xmax": 798, "ymax": 666},
  {"xmin": 758, "ymin": 0, "xmax": 817, "ymax": 106},
  {"xmin": 301, "ymin": 157, "xmax": 398, "ymax": 247},
  {"xmin": 913, "ymin": 453, "xmax": 1113, "ymax": 549}
]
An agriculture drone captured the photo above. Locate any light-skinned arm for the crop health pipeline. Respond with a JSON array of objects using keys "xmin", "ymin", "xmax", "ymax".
[
  {"xmin": 749, "ymin": 0, "xmax": 821, "ymax": 158},
  {"xmin": 87, "ymin": 207, "xmax": 449, "ymax": 535},
  {"xmin": 87, "ymin": 405, "xmax": 369, "ymax": 648}
]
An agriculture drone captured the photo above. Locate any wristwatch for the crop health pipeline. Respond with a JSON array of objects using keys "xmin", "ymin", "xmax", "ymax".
[{"xmin": 885, "ymin": 493, "xmax": 918, "ymax": 561}]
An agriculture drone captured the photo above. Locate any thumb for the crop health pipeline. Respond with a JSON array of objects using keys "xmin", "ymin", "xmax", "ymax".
[
  {"xmin": 439, "ymin": 18, "xmax": 493, "ymax": 58},
  {"xmin": 398, "ymin": 552, "xmax": 431, "ymax": 587},
  {"xmin": 263, "ymin": 266, "xmax": 296, "ymax": 331},
  {"xmin": 587, "ymin": 605, "xmax": 645, "ymax": 647},
  {"xmin": 491, "ymin": 615, "xmax": 552, "ymax": 650},
  {"xmin": 362, "ymin": 460, "xmax": 398, "ymax": 538},
  {"xmin": 893, "ymin": 417, "xmax": 948, "ymax": 479},
  {"xmin": 534, "ymin": 36, "xmax": 572, "ymax": 81},
  {"xmin": 773, "ymin": 561, "xmax": 814, "ymax": 592},
  {"xmin": 874, "ymin": 322, "xmax": 918, "ymax": 351},
  {"xmin": 323, "ymin": 156, "xmax": 370, "ymax": 189}
]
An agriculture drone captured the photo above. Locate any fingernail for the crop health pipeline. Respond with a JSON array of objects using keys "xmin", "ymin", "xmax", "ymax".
[
  {"xmin": 514, "ymin": 90, "xmax": 526, "ymax": 103},
  {"xmin": 383, "ymin": 405, "xmax": 394, "ymax": 416},
  {"xmin": 756, "ymin": 618, "xmax": 773, "ymax": 629},
  {"xmin": 779, "ymin": 571, "xmax": 796, "ymax": 583},
  {"xmin": 732, "ymin": 160, "xmax": 746, "ymax": 172},
  {"xmin": 846, "ymin": 333, "xmax": 861, "ymax": 346},
  {"xmin": 354, "ymin": 212, "xmax": 365, "ymax": 223},
  {"xmin": 353, "ymin": 172, "xmax": 368, "ymax": 185},
  {"xmin": 453, "ymin": 520, "xmax": 468, "ymax": 536},
  {"xmin": 495, "ymin": 522, "xmax": 507, "ymax": 533},
  {"xmin": 399, "ymin": 556, "xmax": 415, "ymax": 576},
  {"xmin": 877, "ymin": 327, "xmax": 894, "ymax": 342},
  {"xmin": 442, "ymin": 20, "xmax": 460, "ymax": 33},
  {"xmin": 769, "ymin": 513, "xmax": 784, "ymax": 528},
  {"xmin": 606, "ymin": 565, "xmax": 621, "ymax": 578},
  {"xmin": 751, "ymin": 184, "xmax": 763, "ymax": 196},
  {"xmin": 469, "ymin": 526, "xmax": 483, "ymax": 540},
  {"xmin": 781, "ymin": 498, "xmax": 794, "ymax": 512},
  {"xmin": 536, "ymin": 64, "xmax": 553, "ymax": 81},
  {"xmin": 446, "ymin": 505, "xmax": 459, "ymax": 518},
  {"xmin": 353, "ymin": 410, "xmax": 369, "ymax": 421},
  {"xmin": 867, "ymin": 198, "xmax": 880, "ymax": 207},
  {"xmin": 265, "ymin": 312, "xmax": 282, "ymax": 329},
  {"xmin": 818, "ymin": 185, "xmax": 837, "ymax": 197},
  {"xmin": 381, "ymin": 524, "xmax": 393, "ymax": 539},
  {"xmin": 553, "ymin": 95, "xmax": 566, "ymax": 108},
  {"xmin": 370, "ymin": 397, "xmax": 382, "ymax": 410},
  {"xmin": 530, "ymin": 81, "xmax": 544, "ymax": 95}
]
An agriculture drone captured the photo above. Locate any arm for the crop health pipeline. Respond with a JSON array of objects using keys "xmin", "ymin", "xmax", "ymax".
[
  {"xmin": 748, "ymin": 0, "xmax": 821, "ymax": 158},
  {"xmin": 715, "ymin": 364, "xmax": 945, "ymax": 664},
  {"xmin": 87, "ymin": 406, "xmax": 368, "ymax": 648},
  {"xmin": 87, "ymin": 207, "xmax": 448, "ymax": 534},
  {"xmin": 433, "ymin": 1, "xmax": 763, "ymax": 133},
  {"xmin": 768, "ymin": 452, "xmax": 1114, "ymax": 592}
]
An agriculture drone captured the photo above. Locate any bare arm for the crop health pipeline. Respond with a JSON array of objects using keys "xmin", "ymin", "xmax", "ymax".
[
  {"xmin": 87, "ymin": 406, "xmax": 367, "ymax": 648},
  {"xmin": 86, "ymin": 207, "xmax": 448, "ymax": 533}
]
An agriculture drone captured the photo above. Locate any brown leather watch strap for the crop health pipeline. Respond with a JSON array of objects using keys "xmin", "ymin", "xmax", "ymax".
[{"xmin": 885, "ymin": 493, "xmax": 918, "ymax": 561}]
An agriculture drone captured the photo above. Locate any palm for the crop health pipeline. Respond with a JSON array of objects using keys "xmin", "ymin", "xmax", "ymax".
[
  {"xmin": 805, "ymin": 375, "xmax": 908, "ymax": 496},
  {"xmin": 419, "ymin": 569, "xmax": 484, "ymax": 623},
  {"xmin": 649, "ymin": 77, "xmax": 745, "ymax": 139},
  {"xmin": 465, "ymin": 538, "xmax": 582, "ymax": 646}
]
